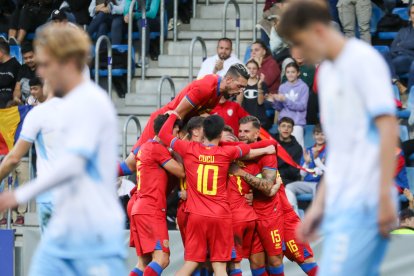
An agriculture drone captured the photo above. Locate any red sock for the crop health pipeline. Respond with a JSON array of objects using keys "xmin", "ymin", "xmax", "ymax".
[
  {"xmin": 143, "ymin": 262, "xmax": 163, "ymax": 276},
  {"xmin": 306, "ymin": 266, "xmax": 318, "ymax": 276},
  {"xmin": 230, "ymin": 268, "xmax": 243, "ymax": 276}
]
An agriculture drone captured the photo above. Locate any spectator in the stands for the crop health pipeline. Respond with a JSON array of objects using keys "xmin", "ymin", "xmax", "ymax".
[
  {"xmin": 197, "ymin": 38, "xmax": 242, "ymax": 79},
  {"xmin": 8, "ymin": 0, "xmax": 55, "ymax": 44},
  {"xmin": 88, "ymin": 0, "xmax": 125, "ymax": 45},
  {"xmin": 250, "ymin": 40, "xmax": 280, "ymax": 94},
  {"xmin": 236, "ymin": 59, "xmax": 271, "ymax": 130},
  {"xmin": 395, "ymin": 147, "xmax": 409, "ymax": 193},
  {"xmin": 275, "ymin": 117, "xmax": 302, "ymax": 185},
  {"xmin": 13, "ymin": 42, "xmax": 36, "ymax": 104},
  {"xmin": 0, "ymin": 40, "xmax": 21, "ymax": 108},
  {"xmin": 210, "ymin": 96, "xmax": 249, "ymax": 135},
  {"xmin": 258, "ymin": 0, "xmax": 284, "ymax": 46},
  {"xmin": 270, "ymin": 62, "xmax": 309, "ymax": 148},
  {"xmin": 391, "ymin": 208, "xmax": 414, "ymax": 234},
  {"xmin": 26, "ymin": 76, "xmax": 46, "ymax": 106},
  {"xmin": 285, "ymin": 124, "xmax": 326, "ymax": 212},
  {"xmin": 63, "ymin": 0, "xmax": 92, "ymax": 25},
  {"xmin": 383, "ymin": 3, "xmax": 414, "ymax": 95},
  {"xmin": 337, "ymin": 0, "xmax": 372, "ymax": 43},
  {"xmin": 50, "ymin": 8, "xmax": 70, "ymax": 24},
  {"xmin": 124, "ymin": 0, "xmax": 161, "ymax": 65}
]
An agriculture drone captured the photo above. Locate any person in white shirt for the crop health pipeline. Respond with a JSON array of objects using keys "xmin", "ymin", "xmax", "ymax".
[
  {"xmin": 0, "ymin": 78, "xmax": 61, "ymax": 234},
  {"xmin": 278, "ymin": 1, "xmax": 398, "ymax": 276},
  {"xmin": 0, "ymin": 23, "xmax": 126, "ymax": 275},
  {"xmin": 197, "ymin": 38, "xmax": 242, "ymax": 79}
]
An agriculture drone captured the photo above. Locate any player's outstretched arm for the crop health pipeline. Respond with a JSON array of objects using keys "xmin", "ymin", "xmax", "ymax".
[
  {"xmin": 174, "ymin": 95, "xmax": 196, "ymax": 120},
  {"xmin": 242, "ymin": 146, "xmax": 276, "ymax": 160},
  {"xmin": 229, "ymin": 164, "xmax": 278, "ymax": 196},
  {"xmin": 0, "ymin": 140, "xmax": 32, "ymax": 181},
  {"xmin": 159, "ymin": 113, "xmax": 189, "ymax": 157}
]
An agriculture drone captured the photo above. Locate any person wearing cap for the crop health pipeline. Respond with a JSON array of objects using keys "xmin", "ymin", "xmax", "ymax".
[{"xmin": 391, "ymin": 208, "xmax": 414, "ymax": 234}]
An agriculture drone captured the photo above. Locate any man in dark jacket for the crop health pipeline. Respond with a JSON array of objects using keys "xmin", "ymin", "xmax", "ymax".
[{"xmin": 275, "ymin": 117, "xmax": 302, "ymax": 185}]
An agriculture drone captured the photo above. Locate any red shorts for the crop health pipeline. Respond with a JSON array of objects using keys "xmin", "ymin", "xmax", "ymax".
[
  {"xmin": 185, "ymin": 213, "xmax": 233, "ymax": 262},
  {"xmin": 256, "ymin": 215, "xmax": 284, "ymax": 257},
  {"xmin": 176, "ymin": 200, "xmax": 188, "ymax": 247},
  {"xmin": 128, "ymin": 193, "xmax": 138, "ymax": 247},
  {"xmin": 130, "ymin": 214, "xmax": 170, "ymax": 256},
  {"xmin": 283, "ymin": 211, "xmax": 314, "ymax": 263},
  {"xmin": 232, "ymin": 220, "xmax": 263, "ymax": 261}
]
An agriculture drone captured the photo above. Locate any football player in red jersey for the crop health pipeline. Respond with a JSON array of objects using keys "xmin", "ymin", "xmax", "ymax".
[
  {"xmin": 118, "ymin": 64, "xmax": 250, "ymax": 177},
  {"xmin": 159, "ymin": 114, "xmax": 277, "ymax": 276},
  {"xmin": 129, "ymin": 115, "xmax": 185, "ymax": 276}
]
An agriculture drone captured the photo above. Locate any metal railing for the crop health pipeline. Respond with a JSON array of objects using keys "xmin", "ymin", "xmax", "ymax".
[
  {"xmin": 173, "ymin": 0, "xmax": 178, "ymax": 42},
  {"xmin": 95, "ymin": 35, "xmax": 113, "ymax": 99},
  {"xmin": 192, "ymin": 0, "xmax": 210, "ymax": 18},
  {"xmin": 27, "ymin": 147, "xmax": 34, "ymax": 213},
  {"xmin": 122, "ymin": 115, "xmax": 142, "ymax": 160},
  {"xmin": 222, "ymin": 0, "xmax": 240, "ymax": 58},
  {"xmin": 160, "ymin": 0, "xmax": 165, "ymax": 54},
  {"xmin": 189, "ymin": 37, "xmax": 207, "ymax": 82},
  {"xmin": 253, "ymin": 0, "xmax": 257, "ymax": 41},
  {"xmin": 157, "ymin": 76, "xmax": 176, "ymax": 109},
  {"xmin": 6, "ymin": 174, "xmax": 12, "ymax": 229}
]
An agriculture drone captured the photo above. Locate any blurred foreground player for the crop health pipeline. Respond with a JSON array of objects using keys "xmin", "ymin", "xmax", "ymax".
[
  {"xmin": 0, "ymin": 24, "xmax": 126, "ymax": 275},
  {"xmin": 278, "ymin": 1, "xmax": 398, "ymax": 275}
]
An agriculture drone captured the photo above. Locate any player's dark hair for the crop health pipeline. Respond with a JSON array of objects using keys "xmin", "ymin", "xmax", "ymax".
[
  {"xmin": 0, "ymin": 40, "xmax": 10, "ymax": 55},
  {"xmin": 252, "ymin": 39, "xmax": 271, "ymax": 57},
  {"xmin": 218, "ymin": 37, "xmax": 232, "ymax": 48},
  {"xmin": 246, "ymin": 59, "xmax": 259, "ymax": 69},
  {"xmin": 279, "ymin": 117, "xmax": 295, "ymax": 127},
  {"xmin": 399, "ymin": 208, "xmax": 414, "ymax": 221},
  {"xmin": 278, "ymin": 0, "xmax": 332, "ymax": 41},
  {"xmin": 285, "ymin": 61, "xmax": 300, "ymax": 73},
  {"xmin": 21, "ymin": 42, "xmax": 34, "ymax": 54},
  {"xmin": 313, "ymin": 123, "xmax": 323, "ymax": 134},
  {"xmin": 203, "ymin": 115, "xmax": 225, "ymax": 141},
  {"xmin": 223, "ymin": 125, "xmax": 234, "ymax": 134},
  {"xmin": 239, "ymin": 116, "xmax": 261, "ymax": 129},
  {"xmin": 186, "ymin": 116, "xmax": 205, "ymax": 139},
  {"xmin": 29, "ymin": 77, "xmax": 43, "ymax": 87},
  {"xmin": 225, "ymin": 63, "xmax": 250, "ymax": 81},
  {"xmin": 153, "ymin": 114, "xmax": 182, "ymax": 135}
]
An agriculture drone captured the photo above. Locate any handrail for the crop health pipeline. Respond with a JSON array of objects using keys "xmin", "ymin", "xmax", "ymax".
[
  {"xmin": 222, "ymin": 0, "xmax": 240, "ymax": 58},
  {"xmin": 95, "ymin": 35, "xmax": 113, "ymax": 99},
  {"xmin": 27, "ymin": 146, "xmax": 34, "ymax": 213},
  {"xmin": 122, "ymin": 115, "xmax": 142, "ymax": 160},
  {"xmin": 253, "ymin": 0, "xmax": 257, "ymax": 41},
  {"xmin": 6, "ymin": 174, "xmax": 12, "ymax": 229},
  {"xmin": 127, "ymin": 0, "xmax": 137, "ymax": 94},
  {"xmin": 157, "ymin": 75, "xmax": 176, "ymax": 109},
  {"xmin": 173, "ymin": 0, "xmax": 178, "ymax": 42},
  {"xmin": 189, "ymin": 36, "xmax": 207, "ymax": 82},
  {"xmin": 139, "ymin": 0, "xmax": 147, "ymax": 80},
  {"xmin": 160, "ymin": 0, "xmax": 165, "ymax": 54}
]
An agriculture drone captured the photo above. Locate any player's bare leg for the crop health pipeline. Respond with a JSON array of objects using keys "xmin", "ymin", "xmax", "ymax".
[
  {"xmin": 143, "ymin": 250, "xmax": 170, "ymax": 275},
  {"xmin": 211, "ymin": 261, "xmax": 228, "ymax": 276},
  {"xmin": 176, "ymin": 261, "xmax": 199, "ymax": 276},
  {"xmin": 130, "ymin": 255, "xmax": 151, "ymax": 276},
  {"xmin": 249, "ymin": 252, "xmax": 269, "ymax": 276}
]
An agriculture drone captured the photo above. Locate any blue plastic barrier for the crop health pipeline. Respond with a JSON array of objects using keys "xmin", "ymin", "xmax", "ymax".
[{"xmin": 0, "ymin": 229, "xmax": 14, "ymax": 276}]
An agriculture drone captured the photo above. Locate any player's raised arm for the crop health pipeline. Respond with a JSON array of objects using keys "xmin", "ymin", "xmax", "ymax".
[{"xmin": 158, "ymin": 113, "xmax": 188, "ymax": 156}]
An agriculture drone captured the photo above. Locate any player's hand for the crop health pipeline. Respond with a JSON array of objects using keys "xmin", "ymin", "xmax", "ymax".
[
  {"xmin": 269, "ymin": 175, "xmax": 282, "ymax": 196},
  {"xmin": 245, "ymin": 190, "xmax": 253, "ymax": 206},
  {"xmin": 404, "ymin": 188, "xmax": 414, "ymax": 202},
  {"xmin": 180, "ymin": 190, "xmax": 187, "ymax": 201},
  {"xmin": 229, "ymin": 163, "xmax": 243, "ymax": 177},
  {"xmin": 296, "ymin": 203, "xmax": 323, "ymax": 243},
  {"xmin": 124, "ymin": 14, "xmax": 129, "ymax": 23},
  {"xmin": 214, "ymin": 60, "xmax": 224, "ymax": 72},
  {"xmin": 263, "ymin": 145, "xmax": 276, "ymax": 155},
  {"xmin": 0, "ymin": 191, "xmax": 18, "ymax": 213},
  {"xmin": 378, "ymin": 193, "xmax": 398, "ymax": 238}
]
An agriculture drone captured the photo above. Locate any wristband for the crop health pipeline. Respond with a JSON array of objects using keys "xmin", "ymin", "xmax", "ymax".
[{"xmin": 118, "ymin": 161, "xmax": 132, "ymax": 176}]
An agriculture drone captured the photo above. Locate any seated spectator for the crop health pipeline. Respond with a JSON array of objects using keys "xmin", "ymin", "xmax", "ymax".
[
  {"xmin": 87, "ymin": 0, "xmax": 125, "ymax": 45},
  {"xmin": 250, "ymin": 40, "xmax": 281, "ymax": 94},
  {"xmin": 0, "ymin": 40, "xmax": 21, "ymax": 108},
  {"xmin": 50, "ymin": 9, "xmax": 71, "ymax": 24},
  {"xmin": 269, "ymin": 62, "xmax": 309, "ymax": 148},
  {"xmin": 285, "ymin": 124, "xmax": 326, "ymax": 212},
  {"xmin": 391, "ymin": 208, "xmax": 414, "ymax": 234},
  {"xmin": 337, "ymin": 0, "xmax": 372, "ymax": 43},
  {"xmin": 236, "ymin": 59, "xmax": 271, "ymax": 129},
  {"xmin": 59, "ymin": 0, "xmax": 91, "ymax": 25},
  {"xmin": 8, "ymin": 0, "xmax": 54, "ymax": 44},
  {"xmin": 258, "ymin": 0, "xmax": 284, "ymax": 46},
  {"xmin": 26, "ymin": 77, "xmax": 46, "ymax": 106},
  {"xmin": 383, "ymin": 3, "xmax": 414, "ymax": 95},
  {"xmin": 13, "ymin": 42, "xmax": 36, "ymax": 104},
  {"xmin": 210, "ymin": 96, "xmax": 249, "ymax": 135},
  {"xmin": 197, "ymin": 38, "xmax": 242, "ymax": 79},
  {"xmin": 275, "ymin": 117, "xmax": 302, "ymax": 185},
  {"xmin": 124, "ymin": 0, "xmax": 161, "ymax": 65},
  {"xmin": 395, "ymin": 147, "xmax": 409, "ymax": 194}
]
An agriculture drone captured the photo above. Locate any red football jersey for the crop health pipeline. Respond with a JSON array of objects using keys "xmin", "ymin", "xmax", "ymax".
[
  {"xmin": 131, "ymin": 75, "xmax": 222, "ymax": 153},
  {"xmin": 210, "ymin": 100, "xmax": 249, "ymax": 134},
  {"xmin": 227, "ymin": 161, "xmax": 260, "ymax": 223},
  {"xmin": 252, "ymin": 154, "xmax": 279, "ymax": 219},
  {"xmin": 132, "ymin": 140, "xmax": 172, "ymax": 216}
]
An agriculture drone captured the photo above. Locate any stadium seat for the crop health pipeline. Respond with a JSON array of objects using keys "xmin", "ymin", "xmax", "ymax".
[
  {"xmin": 377, "ymin": 32, "xmax": 398, "ymax": 40},
  {"xmin": 125, "ymin": 13, "xmax": 169, "ymax": 41},
  {"xmin": 244, "ymin": 46, "xmax": 251, "ymax": 64},
  {"xmin": 397, "ymin": 110, "xmax": 410, "ymax": 119},
  {"xmin": 91, "ymin": 45, "xmax": 135, "ymax": 77},
  {"xmin": 374, "ymin": 45, "xmax": 390, "ymax": 55},
  {"xmin": 393, "ymin": 7, "xmax": 409, "ymax": 21},
  {"xmin": 371, "ymin": 4, "xmax": 384, "ymax": 34},
  {"xmin": 297, "ymin": 194, "xmax": 313, "ymax": 202},
  {"xmin": 26, "ymin": 33, "xmax": 35, "ymax": 40},
  {"xmin": 400, "ymin": 125, "xmax": 409, "ymax": 142},
  {"xmin": 10, "ymin": 45, "xmax": 22, "ymax": 64},
  {"xmin": 304, "ymin": 125, "xmax": 315, "ymax": 148}
]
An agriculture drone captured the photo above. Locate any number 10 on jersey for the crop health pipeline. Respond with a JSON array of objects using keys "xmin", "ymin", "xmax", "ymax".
[{"xmin": 197, "ymin": 164, "xmax": 219, "ymax": 195}]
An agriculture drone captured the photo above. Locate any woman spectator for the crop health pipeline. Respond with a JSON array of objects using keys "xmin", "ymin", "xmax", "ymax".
[
  {"xmin": 87, "ymin": 0, "xmax": 125, "ymax": 45},
  {"xmin": 237, "ymin": 60, "xmax": 271, "ymax": 130},
  {"xmin": 250, "ymin": 40, "xmax": 281, "ymax": 94}
]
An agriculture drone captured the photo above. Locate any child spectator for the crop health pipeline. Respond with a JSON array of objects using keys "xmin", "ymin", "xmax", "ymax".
[
  {"xmin": 26, "ymin": 76, "xmax": 45, "ymax": 106},
  {"xmin": 285, "ymin": 124, "xmax": 326, "ymax": 212},
  {"xmin": 236, "ymin": 60, "xmax": 271, "ymax": 129},
  {"xmin": 270, "ymin": 62, "xmax": 309, "ymax": 148}
]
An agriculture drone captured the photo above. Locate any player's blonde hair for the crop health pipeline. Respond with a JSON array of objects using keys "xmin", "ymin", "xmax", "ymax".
[{"xmin": 34, "ymin": 23, "xmax": 91, "ymax": 71}]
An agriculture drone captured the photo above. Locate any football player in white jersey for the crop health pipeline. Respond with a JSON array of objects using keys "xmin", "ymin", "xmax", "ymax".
[
  {"xmin": 0, "ymin": 23, "xmax": 126, "ymax": 276},
  {"xmin": 277, "ymin": 1, "xmax": 398, "ymax": 275}
]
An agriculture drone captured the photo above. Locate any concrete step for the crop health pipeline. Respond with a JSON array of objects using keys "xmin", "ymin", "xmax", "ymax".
[
  {"xmin": 167, "ymin": 30, "xmax": 254, "ymax": 40},
  {"xmin": 166, "ymin": 40, "xmax": 251, "ymax": 55},
  {"xmin": 190, "ymin": 18, "xmax": 254, "ymax": 31},
  {"xmin": 132, "ymin": 77, "xmax": 189, "ymax": 94},
  {"xmin": 135, "ymin": 67, "xmax": 200, "ymax": 78},
  {"xmin": 158, "ymin": 55, "xmax": 204, "ymax": 68},
  {"xmin": 125, "ymin": 92, "xmax": 176, "ymax": 108},
  {"xmin": 197, "ymin": 3, "xmax": 265, "ymax": 19}
]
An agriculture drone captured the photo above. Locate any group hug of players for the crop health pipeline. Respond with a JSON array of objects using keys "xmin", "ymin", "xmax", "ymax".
[{"xmin": 119, "ymin": 65, "xmax": 319, "ymax": 276}]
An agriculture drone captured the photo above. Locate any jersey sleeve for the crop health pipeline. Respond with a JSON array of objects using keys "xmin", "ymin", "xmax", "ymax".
[
  {"xmin": 19, "ymin": 109, "xmax": 39, "ymax": 143},
  {"xmin": 185, "ymin": 75, "xmax": 218, "ymax": 108},
  {"xmin": 358, "ymin": 51, "xmax": 396, "ymax": 119},
  {"xmin": 225, "ymin": 143, "xmax": 250, "ymax": 160},
  {"xmin": 155, "ymin": 144, "xmax": 173, "ymax": 167},
  {"xmin": 258, "ymin": 154, "xmax": 278, "ymax": 171}
]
